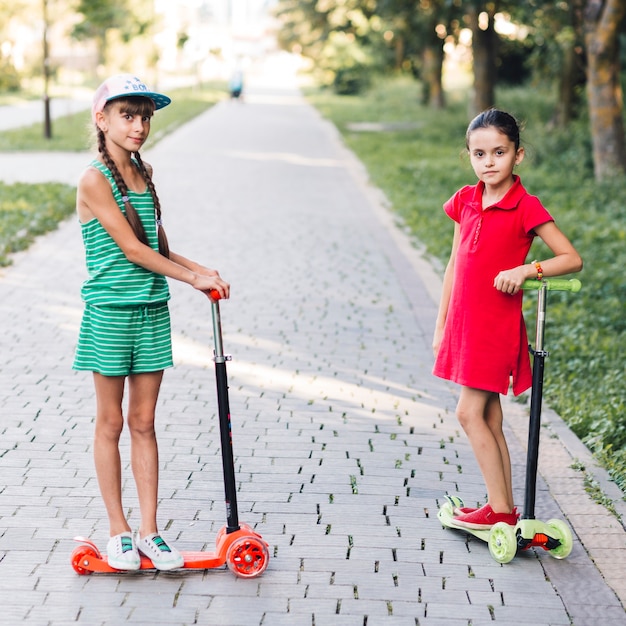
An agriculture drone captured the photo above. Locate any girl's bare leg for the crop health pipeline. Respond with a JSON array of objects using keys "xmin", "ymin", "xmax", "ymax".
[
  {"xmin": 456, "ymin": 387, "xmax": 514, "ymax": 513},
  {"xmin": 93, "ymin": 373, "xmax": 130, "ymax": 536},
  {"xmin": 127, "ymin": 371, "xmax": 164, "ymax": 539},
  {"xmin": 484, "ymin": 392, "xmax": 514, "ymax": 509}
]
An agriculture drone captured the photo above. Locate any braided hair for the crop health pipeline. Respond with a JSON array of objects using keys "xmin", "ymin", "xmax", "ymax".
[{"xmin": 96, "ymin": 96, "xmax": 170, "ymax": 258}]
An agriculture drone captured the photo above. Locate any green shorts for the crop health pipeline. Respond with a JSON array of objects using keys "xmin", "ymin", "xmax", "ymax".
[{"xmin": 73, "ymin": 302, "xmax": 173, "ymax": 376}]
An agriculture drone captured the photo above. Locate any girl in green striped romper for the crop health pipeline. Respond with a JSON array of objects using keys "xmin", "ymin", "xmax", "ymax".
[{"xmin": 73, "ymin": 75, "xmax": 230, "ymax": 571}]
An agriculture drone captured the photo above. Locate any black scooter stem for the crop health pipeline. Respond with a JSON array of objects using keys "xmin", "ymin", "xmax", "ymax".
[
  {"xmin": 522, "ymin": 282, "xmax": 549, "ymax": 520},
  {"xmin": 211, "ymin": 298, "xmax": 240, "ymax": 533},
  {"xmin": 523, "ymin": 349, "xmax": 545, "ymax": 520}
]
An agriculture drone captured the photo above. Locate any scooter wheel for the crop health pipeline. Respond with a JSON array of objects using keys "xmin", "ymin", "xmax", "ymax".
[
  {"xmin": 546, "ymin": 519, "xmax": 573, "ymax": 559},
  {"xmin": 488, "ymin": 522, "xmax": 517, "ymax": 563},
  {"xmin": 226, "ymin": 536, "xmax": 269, "ymax": 578},
  {"xmin": 71, "ymin": 545, "xmax": 96, "ymax": 575}
]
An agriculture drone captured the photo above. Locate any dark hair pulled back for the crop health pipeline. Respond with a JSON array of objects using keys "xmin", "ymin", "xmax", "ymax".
[
  {"xmin": 96, "ymin": 96, "xmax": 170, "ymax": 258},
  {"xmin": 466, "ymin": 108, "xmax": 521, "ymax": 150}
]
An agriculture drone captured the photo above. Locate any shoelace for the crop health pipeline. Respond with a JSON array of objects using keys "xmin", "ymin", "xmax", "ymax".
[
  {"xmin": 150, "ymin": 535, "xmax": 172, "ymax": 553},
  {"xmin": 120, "ymin": 536, "xmax": 135, "ymax": 554}
]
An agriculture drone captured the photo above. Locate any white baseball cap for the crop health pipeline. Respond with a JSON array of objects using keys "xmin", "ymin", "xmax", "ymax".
[{"xmin": 92, "ymin": 74, "xmax": 171, "ymax": 122}]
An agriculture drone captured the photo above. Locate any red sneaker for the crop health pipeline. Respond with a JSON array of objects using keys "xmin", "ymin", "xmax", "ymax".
[
  {"xmin": 453, "ymin": 502, "xmax": 488, "ymax": 519},
  {"xmin": 453, "ymin": 504, "xmax": 518, "ymax": 530},
  {"xmin": 452, "ymin": 506, "xmax": 478, "ymax": 516},
  {"xmin": 453, "ymin": 505, "xmax": 478, "ymax": 515}
]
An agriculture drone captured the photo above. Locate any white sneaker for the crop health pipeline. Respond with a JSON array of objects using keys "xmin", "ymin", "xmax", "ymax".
[
  {"xmin": 137, "ymin": 533, "xmax": 184, "ymax": 571},
  {"xmin": 106, "ymin": 532, "xmax": 140, "ymax": 571}
]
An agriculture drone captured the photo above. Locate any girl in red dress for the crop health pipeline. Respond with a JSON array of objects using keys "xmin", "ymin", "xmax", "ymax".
[{"xmin": 433, "ymin": 109, "xmax": 582, "ymax": 529}]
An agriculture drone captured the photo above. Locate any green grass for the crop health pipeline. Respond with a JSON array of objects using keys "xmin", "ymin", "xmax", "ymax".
[
  {"xmin": 0, "ymin": 181, "xmax": 76, "ymax": 265},
  {"xmin": 307, "ymin": 77, "xmax": 626, "ymax": 495},
  {"xmin": 0, "ymin": 82, "xmax": 227, "ymax": 265}
]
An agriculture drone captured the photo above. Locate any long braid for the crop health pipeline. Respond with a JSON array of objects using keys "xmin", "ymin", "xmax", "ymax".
[
  {"xmin": 97, "ymin": 129, "xmax": 151, "ymax": 249},
  {"xmin": 98, "ymin": 129, "xmax": 170, "ymax": 258},
  {"xmin": 134, "ymin": 150, "xmax": 170, "ymax": 258}
]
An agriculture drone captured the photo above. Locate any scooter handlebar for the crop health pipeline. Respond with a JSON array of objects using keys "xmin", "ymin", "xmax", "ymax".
[{"xmin": 522, "ymin": 278, "xmax": 582, "ymax": 293}]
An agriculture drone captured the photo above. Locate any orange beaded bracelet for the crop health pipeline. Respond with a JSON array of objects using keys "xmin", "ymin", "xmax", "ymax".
[{"xmin": 532, "ymin": 260, "xmax": 543, "ymax": 280}]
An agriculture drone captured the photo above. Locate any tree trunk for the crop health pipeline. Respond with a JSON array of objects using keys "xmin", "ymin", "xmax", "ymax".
[
  {"xmin": 394, "ymin": 34, "xmax": 405, "ymax": 71},
  {"xmin": 555, "ymin": 38, "xmax": 588, "ymax": 127},
  {"xmin": 422, "ymin": 43, "xmax": 445, "ymax": 109},
  {"xmin": 554, "ymin": 0, "xmax": 586, "ymax": 127},
  {"xmin": 467, "ymin": 3, "xmax": 498, "ymax": 117},
  {"xmin": 584, "ymin": 0, "xmax": 626, "ymax": 180}
]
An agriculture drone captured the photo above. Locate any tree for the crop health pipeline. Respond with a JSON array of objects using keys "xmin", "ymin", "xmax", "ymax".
[
  {"xmin": 465, "ymin": 0, "xmax": 499, "ymax": 116},
  {"xmin": 71, "ymin": 0, "xmax": 149, "ymax": 71},
  {"xmin": 510, "ymin": 0, "xmax": 586, "ymax": 128},
  {"xmin": 553, "ymin": 0, "xmax": 586, "ymax": 127},
  {"xmin": 0, "ymin": 0, "xmax": 28, "ymax": 89},
  {"xmin": 391, "ymin": 0, "xmax": 505, "ymax": 114},
  {"xmin": 274, "ymin": 0, "xmax": 382, "ymax": 93},
  {"xmin": 376, "ymin": 0, "xmax": 450, "ymax": 108},
  {"xmin": 584, "ymin": 0, "xmax": 626, "ymax": 179}
]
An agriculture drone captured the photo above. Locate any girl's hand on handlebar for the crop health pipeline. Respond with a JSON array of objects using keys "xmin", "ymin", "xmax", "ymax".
[
  {"xmin": 191, "ymin": 273, "xmax": 230, "ymax": 300},
  {"xmin": 493, "ymin": 266, "xmax": 527, "ymax": 295}
]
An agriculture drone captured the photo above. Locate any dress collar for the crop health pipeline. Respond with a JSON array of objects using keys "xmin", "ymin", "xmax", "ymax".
[{"xmin": 469, "ymin": 175, "xmax": 526, "ymax": 211}]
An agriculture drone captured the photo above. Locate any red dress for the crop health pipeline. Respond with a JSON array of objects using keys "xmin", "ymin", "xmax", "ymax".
[{"xmin": 433, "ymin": 176, "xmax": 553, "ymax": 395}]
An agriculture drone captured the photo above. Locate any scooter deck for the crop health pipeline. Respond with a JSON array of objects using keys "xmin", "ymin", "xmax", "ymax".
[
  {"xmin": 437, "ymin": 494, "xmax": 573, "ymax": 563},
  {"xmin": 71, "ymin": 524, "xmax": 270, "ymax": 576},
  {"xmin": 437, "ymin": 495, "xmax": 492, "ymax": 543},
  {"xmin": 72, "ymin": 546, "xmax": 226, "ymax": 573}
]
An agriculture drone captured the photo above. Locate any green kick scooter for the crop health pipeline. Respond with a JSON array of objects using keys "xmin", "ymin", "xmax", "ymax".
[{"xmin": 438, "ymin": 278, "xmax": 582, "ymax": 563}]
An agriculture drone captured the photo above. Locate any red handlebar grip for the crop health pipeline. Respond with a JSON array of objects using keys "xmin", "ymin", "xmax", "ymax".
[{"xmin": 209, "ymin": 289, "xmax": 221, "ymax": 301}]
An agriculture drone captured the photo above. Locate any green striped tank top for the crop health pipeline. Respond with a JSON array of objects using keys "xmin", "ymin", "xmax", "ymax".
[{"xmin": 80, "ymin": 160, "xmax": 170, "ymax": 306}]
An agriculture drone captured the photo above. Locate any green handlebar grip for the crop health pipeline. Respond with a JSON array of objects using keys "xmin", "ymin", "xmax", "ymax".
[{"xmin": 522, "ymin": 278, "xmax": 582, "ymax": 293}]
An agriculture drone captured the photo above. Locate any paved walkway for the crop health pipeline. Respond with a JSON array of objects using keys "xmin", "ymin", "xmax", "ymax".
[
  {"xmin": 0, "ymin": 96, "xmax": 91, "ymax": 132},
  {"xmin": 0, "ymin": 59, "xmax": 624, "ymax": 625}
]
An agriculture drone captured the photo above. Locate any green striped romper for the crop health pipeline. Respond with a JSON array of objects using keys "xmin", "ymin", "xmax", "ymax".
[{"xmin": 73, "ymin": 160, "xmax": 173, "ymax": 376}]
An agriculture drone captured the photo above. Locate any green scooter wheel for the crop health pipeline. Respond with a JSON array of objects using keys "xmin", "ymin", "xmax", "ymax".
[
  {"xmin": 488, "ymin": 522, "xmax": 517, "ymax": 563},
  {"xmin": 546, "ymin": 519, "xmax": 573, "ymax": 559}
]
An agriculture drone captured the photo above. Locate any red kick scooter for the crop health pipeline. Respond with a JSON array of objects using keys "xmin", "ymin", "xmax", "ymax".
[
  {"xmin": 438, "ymin": 278, "xmax": 581, "ymax": 563},
  {"xmin": 71, "ymin": 292, "xmax": 270, "ymax": 578}
]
